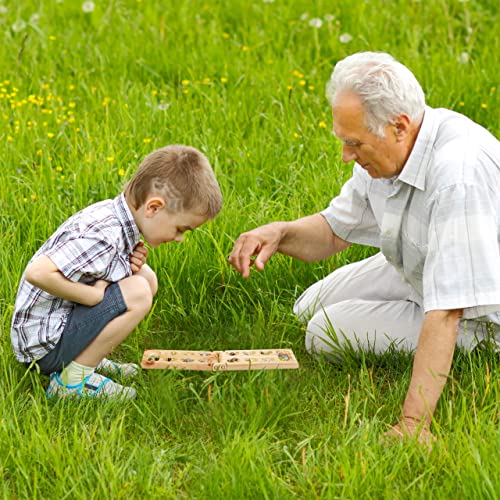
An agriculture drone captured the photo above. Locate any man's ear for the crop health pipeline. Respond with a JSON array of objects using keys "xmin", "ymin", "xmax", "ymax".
[
  {"xmin": 144, "ymin": 196, "xmax": 166, "ymax": 217},
  {"xmin": 393, "ymin": 113, "xmax": 411, "ymax": 141}
]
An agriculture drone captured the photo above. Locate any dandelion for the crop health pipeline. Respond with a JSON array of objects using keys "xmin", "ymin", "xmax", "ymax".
[
  {"xmin": 7, "ymin": 135, "xmax": 13, "ymax": 141},
  {"xmin": 222, "ymin": 32, "xmax": 229, "ymax": 39},
  {"xmin": 324, "ymin": 14, "xmax": 335, "ymax": 22},
  {"xmin": 481, "ymin": 103, "xmax": 488, "ymax": 109},
  {"xmin": 30, "ymin": 14, "xmax": 40, "ymax": 24},
  {"xmin": 300, "ymin": 13, "xmax": 309, "ymax": 21},
  {"xmin": 31, "ymin": 194, "xmax": 37, "ymax": 201},
  {"xmin": 308, "ymin": 85, "xmax": 315, "ymax": 90},
  {"xmin": 82, "ymin": 1, "xmax": 95, "ymax": 13},
  {"xmin": 151, "ymin": 89, "xmax": 158, "ymax": 96},
  {"xmin": 293, "ymin": 132, "xmax": 300, "ymax": 139},
  {"xmin": 319, "ymin": 121, "xmax": 327, "ymax": 128},
  {"xmin": 12, "ymin": 20, "xmax": 26, "ymax": 32},
  {"xmin": 287, "ymin": 85, "xmax": 293, "ymax": 90},
  {"xmin": 242, "ymin": 45, "xmax": 249, "ymax": 51},
  {"xmin": 60, "ymin": 175, "xmax": 65, "ymax": 180},
  {"xmin": 299, "ymin": 80, "xmax": 306, "ymax": 86},
  {"xmin": 143, "ymin": 138, "xmax": 151, "ymax": 144},
  {"xmin": 56, "ymin": 166, "xmax": 63, "ymax": 172},
  {"xmin": 203, "ymin": 77, "xmax": 211, "ymax": 84},
  {"xmin": 118, "ymin": 168, "xmax": 125, "ymax": 176},
  {"xmin": 107, "ymin": 156, "xmax": 114, "ymax": 163},
  {"xmin": 182, "ymin": 89, "xmax": 189, "ymax": 94},
  {"xmin": 220, "ymin": 77, "xmax": 228, "ymax": 84},
  {"xmin": 458, "ymin": 102, "xmax": 464, "ymax": 106},
  {"xmin": 49, "ymin": 35, "xmax": 57, "ymax": 41},
  {"xmin": 181, "ymin": 79, "xmax": 190, "ymax": 86},
  {"xmin": 158, "ymin": 102, "xmax": 170, "ymax": 111},
  {"xmin": 0, "ymin": 6, "xmax": 8, "ymax": 15},
  {"xmin": 47, "ymin": 132, "xmax": 55, "ymax": 138},
  {"xmin": 339, "ymin": 33, "xmax": 353, "ymax": 44},
  {"xmin": 457, "ymin": 52, "xmax": 469, "ymax": 64},
  {"xmin": 309, "ymin": 18, "xmax": 323, "ymax": 28}
]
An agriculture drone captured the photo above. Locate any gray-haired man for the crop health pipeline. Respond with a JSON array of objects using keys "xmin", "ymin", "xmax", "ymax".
[{"xmin": 229, "ymin": 51, "xmax": 500, "ymax": 444}]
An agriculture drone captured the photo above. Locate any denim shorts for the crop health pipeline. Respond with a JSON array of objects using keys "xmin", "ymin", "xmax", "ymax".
[{"xmin": 34, "ymin": 282, "xmax": 127, "ymax": 375}]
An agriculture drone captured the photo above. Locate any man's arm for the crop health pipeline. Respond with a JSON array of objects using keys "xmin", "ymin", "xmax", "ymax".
[
  {"xmin": 228, "ymin": 213, "xmax": 350, "ymax": 278},
  {"xmin": 389, "ymin": 308, "xmax": 462, "ymax": 443},
  {"xmin": 25, "ymin": 255, "xmax": 109, "ymax": 307}
]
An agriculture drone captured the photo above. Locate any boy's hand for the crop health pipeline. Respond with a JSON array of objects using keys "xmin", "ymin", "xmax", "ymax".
[
  {"xmin": 130, "ymin": 241, "xmax": 148, "ymax": 274},
  {"xmin": 92, "ymin": 279, "xmax": 111, "ymax": 305}
]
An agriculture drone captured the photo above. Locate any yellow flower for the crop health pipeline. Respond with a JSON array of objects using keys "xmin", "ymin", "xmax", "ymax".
[
  {"xmin": 143, "ymin": 138, "xmax": 151, "ymax": 144},
  {"xmin": 203, "ymin": 77, "xmax": 211, "ymax": 84},
  {"xmin": 222, "ymin": 32, "xmax": 230, "ymax": 39},
  {"xmin": 181, "ymin": 79, "xmax": 190, "ymax": 86},
  {"xmin": 293, "ymin": 132, "xmax": 300, "ymax": 139},
  {"xmin": 107, "ymin": 156, "xmax": 114, "ymax": 162},
  {"xmin": 118, "ymin": 168, "xmax": 125, "ymax": 176},
  {"xmin": 308, "ymin": 85, "xmax": 315, "ymax": 90},
  {"xmin": 7, "ymin": 135, "xmax": 13, "ymax": 142},
  {"xmin": 242, "ymin": 45, "xmax": 249, "ymax": 51},
  {"xmin": 299, "ymin": 80, "xmax": 306, "ymax": 86},
  {"xmin": 47, "ymin": 132, "xmax": 55, "ymax": 138},
  {"xmin": 60, "ymin": 175, "xmax": 65, "ymax": 180},
  {"xmin": 287, "ymin": 85, "xmax": 293, "ymax": 90},
  {"xmin": 220, "ymin": 77, "xmax": 228, "ymax": 84},
  {"xmin": 36, "ymin": 149, "xmax": 43, "ymax": 155},
  {"xmin": 69, "ymin": 102, "xmax": 76, "ymax": 108},
  {"xmin": 56, "ymin": 166, "xmax": 63, "ymax": 172},
  {"xmin": 481, "ymin": 103, "xmax": 488, "ymax": 109},
  {"xmin": 49, "ymin": 36, "xmax": 56, "ymax": 41},
  {"xmin": 31, "ymin": 194, "xmax": 37, "ymax": 200},
  {"xmin": 319, "ymin": 121, "xmax": 327, "ymax": 128},
  {"xmin": 183, "ymin": 89, "xmax": 189, "ymax": 94},
  {"xmin": 69, "ymin": 84, "xmax": 75, "ymax": 91}
]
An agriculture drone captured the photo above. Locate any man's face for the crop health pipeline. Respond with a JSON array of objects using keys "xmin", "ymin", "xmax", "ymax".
[{"xmin": 332, "ymin": 92, "xmax": 407, "ymax": 179}]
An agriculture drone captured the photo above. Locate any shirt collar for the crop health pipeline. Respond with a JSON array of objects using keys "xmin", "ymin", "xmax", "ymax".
[
  {"xmin": 112, "ymin": 193, "xmax": 142, "ymax": 254},
  {"xmin": 397, "ymin": 106, "xmax": 439, "ymax": 191}
]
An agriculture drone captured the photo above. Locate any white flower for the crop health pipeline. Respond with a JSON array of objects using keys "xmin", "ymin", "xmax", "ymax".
[
  {"xmin": 30, "ymin": 13, "xmax": 40, "ymax": 24},
  {"xmin": 12, "ymin": 19, "xmax": 26, "ymax": 32},
  {"xmin": 157, "ymin": 102, "xmax": 171, "ymax": 111},
  {"xmin": 339, "ymin": 33, "xmax": 353, "ymax": 43},
  {"xmin": 82, "ymin": 1, "xmax": 95, "ymax": 13},
  {"xmin": 300, "ymin": 12, "xmax": 309, "ymax": 21},
  {"xmin": 262, "ymin": 0, "xmax": 275, "ymax": 3},
  {"xmin": 309, "ymin": 17, "xmax": 323, "ymax": 28},
  {"xmin": 457, "ymin": 52, "xmax": 469, "ymax": 64},
  {"xmin": 0, "ymin": 5, "xmax": 8, "ymax": 15},
  {"xmin": 324, "ymin": 14, "xmax": 335, "ymax": 22}
]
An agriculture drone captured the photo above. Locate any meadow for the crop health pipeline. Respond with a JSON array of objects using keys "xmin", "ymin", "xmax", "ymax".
[{"xmin": 0, "ymin": 0, "xmax": 499, "ymax": 497}]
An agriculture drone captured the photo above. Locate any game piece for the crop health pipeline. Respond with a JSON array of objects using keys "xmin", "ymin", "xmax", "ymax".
[{"xmin": 140, "ymin": 348, "xmax": 299, "ymax": 371}]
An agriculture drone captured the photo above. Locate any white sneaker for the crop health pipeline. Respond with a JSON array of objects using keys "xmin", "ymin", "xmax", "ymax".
[
  {"xmin": 96, "ymin": 358, "xmax": 140, "ymax": 379},
  {"xmin": 46, "ymin": 372, "xmax": 136, "ymax": 400}
]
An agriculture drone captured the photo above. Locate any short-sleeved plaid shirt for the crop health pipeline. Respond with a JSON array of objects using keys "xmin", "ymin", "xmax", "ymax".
[
  {"xmin": 11, "ymin": 193, "xmax": 142, "ymax": 363},
  {"xmin": 321, "ymin": 106, "xmax": 500, "ymax": 325}
]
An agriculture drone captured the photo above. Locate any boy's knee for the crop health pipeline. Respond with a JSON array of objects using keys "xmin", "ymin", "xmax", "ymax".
[
  {"xmin": 138, "ymin": 264, "xmax": 158, "ymax": 297},
  {"xmin": 119, "ymin": 275, "xmax": 153, "ymax": 314}
]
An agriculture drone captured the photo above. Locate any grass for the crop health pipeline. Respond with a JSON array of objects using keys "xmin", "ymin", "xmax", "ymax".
[{"xmin": 0, "ymin": 0, "xmax": 499, "ymax": 497}]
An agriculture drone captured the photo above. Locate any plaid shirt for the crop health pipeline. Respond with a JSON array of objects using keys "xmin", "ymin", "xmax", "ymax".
[
  {"xmin": 11, "ymin": 193, "xmax": 141, "ymax": 363},
  {"xmin": 321, "ymin": 106, "xmax": 500, "ymax": 325}
]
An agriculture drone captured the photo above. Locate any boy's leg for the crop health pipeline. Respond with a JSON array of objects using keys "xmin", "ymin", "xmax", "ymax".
[{"xmin": 73, "ymin": 272, "xmax": 153, "ymax": 367}]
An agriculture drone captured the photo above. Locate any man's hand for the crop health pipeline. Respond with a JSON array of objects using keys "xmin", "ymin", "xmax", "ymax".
[
  {"xmin": 228, "ymin": 223, "xmax": 285, "ymax": 279},
  {"xmin": 384, "ymin": 417, "xmax": 436, "ymax": 447},
  {"xmin": 130, "ymin": 241, "xmax": 148, "ymax": 274}
]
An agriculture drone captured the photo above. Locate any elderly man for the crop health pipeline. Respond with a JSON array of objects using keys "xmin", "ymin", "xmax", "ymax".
[{"xmin": 229, "ymin": 52, "xmax": 500, "ymax": 443}]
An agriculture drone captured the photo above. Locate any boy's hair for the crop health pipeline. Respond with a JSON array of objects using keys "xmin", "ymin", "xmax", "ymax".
[{"xmin": 125, "ymin": 145, "xmax": 222, "ymax": 218}]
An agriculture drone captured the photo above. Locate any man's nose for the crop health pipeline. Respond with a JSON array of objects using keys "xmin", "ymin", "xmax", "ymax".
[{"xmin": 342, "ymin": 145, "xmax": 357, "ymax": 163}]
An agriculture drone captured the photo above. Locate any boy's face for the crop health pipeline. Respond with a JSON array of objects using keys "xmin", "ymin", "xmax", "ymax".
[{"xmin": 140, "ymin": 199, "xmax": 209, "ymax": 248}]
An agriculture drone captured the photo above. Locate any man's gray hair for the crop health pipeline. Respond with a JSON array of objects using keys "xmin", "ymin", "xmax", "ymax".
[{"xmin": 326, "ymin": 52, "xmax": 425, "ymax": 137}]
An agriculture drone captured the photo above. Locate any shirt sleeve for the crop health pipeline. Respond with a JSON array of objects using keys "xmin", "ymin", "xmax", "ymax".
[
  {"xmin": 44, "ymin": 236, "xmax": 118, "ymax": 283},
  {"xmin": 321, "ymin": 164, "xmax": 381, "ymax": 247},
  {"xmin": 423, "ymin": 183, "xmax": 500, "ymax": 318}
]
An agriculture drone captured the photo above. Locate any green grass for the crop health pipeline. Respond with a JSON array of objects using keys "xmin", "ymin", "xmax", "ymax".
[{"xmin": 1, "ymin": 0, "xmax": 499, "ymax": 497}]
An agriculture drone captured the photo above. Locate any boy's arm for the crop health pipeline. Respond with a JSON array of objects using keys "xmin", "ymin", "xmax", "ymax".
[{"xmin": 25, "ymin": 255, "xmax": 109, "ymax": 306}]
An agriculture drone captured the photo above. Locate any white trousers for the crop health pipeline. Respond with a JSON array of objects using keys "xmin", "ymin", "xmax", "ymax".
[{"xmin": 294, "ymin": 253, "xmax": 496, "ymax": 360}]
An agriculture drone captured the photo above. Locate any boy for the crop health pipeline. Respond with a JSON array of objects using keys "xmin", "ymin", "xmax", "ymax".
[{"xmin": 11, "ymin": 145, "xmax": 222, "ymax": 400}]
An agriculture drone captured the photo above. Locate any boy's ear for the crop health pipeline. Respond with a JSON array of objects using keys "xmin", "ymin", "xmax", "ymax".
[{"xmin": 144, "ymin": 196, "xmax": 166, "ymax": 217}]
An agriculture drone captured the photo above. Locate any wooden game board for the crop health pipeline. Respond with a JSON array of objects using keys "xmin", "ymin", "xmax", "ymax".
[{"xmin": 141, "ymin": 348, "xmax": 299, "ymax": 371}]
